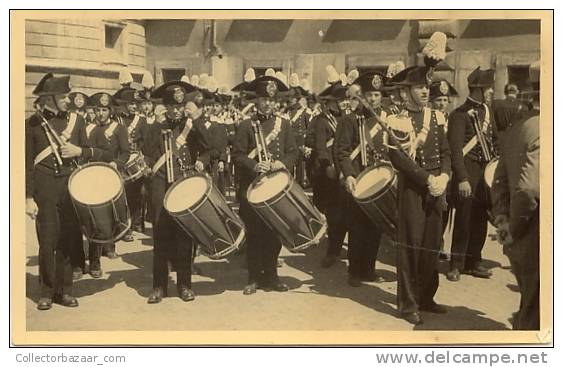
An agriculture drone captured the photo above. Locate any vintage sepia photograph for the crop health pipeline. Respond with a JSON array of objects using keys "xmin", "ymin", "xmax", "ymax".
[{"xmin": 10, "ymin": 9, "xmax": 553, "ymax": 345}]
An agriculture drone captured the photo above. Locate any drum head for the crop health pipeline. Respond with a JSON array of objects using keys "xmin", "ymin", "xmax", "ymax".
[
  {"xmin": 165, "ymin": 176, "xmax": 209, "ymax": 214},
  {"xmin": 353, "ymin": 165, "xmax": 394, "ymax": 200},
  {"xmin": 69, "ymin": 164, "xmax": 122, "ymax": 205},
  {"xmin": 247, "ymin": 170, "xmax": 290, "ymax": 204},
  {"xmin": 484, "ymin": 159, "xmax": 499, "ymax": 188}
]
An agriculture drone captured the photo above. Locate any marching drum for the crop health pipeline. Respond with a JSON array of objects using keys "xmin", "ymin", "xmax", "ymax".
[
  {"xmin": 68, "ymin": 162, "xmax": 131, "ymax": 244},
  {"xmin": 352, "ymin": 163, "xmax": 398, "ymax": 237},
  {"xmin": 483, "ymin": 157, "xmax": 499, "ymax": 225},
  {"xmin": 122, "ymin": 151, "xmax": 148, "ymax": 182},
  {"xmin": 164, "ymin": 174, "xmax": 245, "ymax": 260},
  {"xmin": 247, "ymin": 169, "xmax": 327, "ymax": 253}
]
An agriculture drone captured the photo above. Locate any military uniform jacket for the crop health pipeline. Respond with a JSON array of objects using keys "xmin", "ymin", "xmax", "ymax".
[
  {"xmin": 120, "ymin": 112, "xmax": 149, "ymax": 152},
  {"xmin": 143, "ymin": 117, "xmax": 211, "ymax": 181},
  {"xmin": 288, "ymin": 106, "xmax": 310, "ymax": 147},
  {"xmin": 448, "ymin": 99, "xmax": 498, "ymax": 182},
  {"xmin": 335, "ymin": 107, "xmax": 389, "ymax": 179},
  {"xmin": 25, "ymin": 111, "xmax": 102, "ymax": 198},
  {"xmin": 92, "ymin": 119, "xmax": 131, "ymax": 170},
  {"xmin": 312, "ymin": 112, "xmax": 340, "ymax": 170},
  {"xmin": 232, "ymin": 114, "xmax": 298, "ymax": 189},
  {"xmin": 388, "ymin": 106, "xmax": 451, "ymax": 188},
  {"xmin": 194, "ymin": 116, "xmax": 227, "ymax": 163}
]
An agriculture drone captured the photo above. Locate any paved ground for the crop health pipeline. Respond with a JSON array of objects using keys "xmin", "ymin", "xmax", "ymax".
[{"xmin": 25, "ymin": 217, "xmax": 519, "ymax": 331}]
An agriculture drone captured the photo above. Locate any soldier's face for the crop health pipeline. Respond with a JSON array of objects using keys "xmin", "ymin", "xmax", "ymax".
[
  {"xmin": 73, "ymin": 94, "xmax": 85, "ymax": 109},
  {"xmin": 257, "ymin": 97, "xmax": 275, "ymax": 116},
  {"xmin": 483, "ymin": 87, "xmax": 494, "ymax": 105},
  {"xmin": 54, "ymin": 94, "xmax": 70, "ymax": 111},
  {"xmin": 289, "ymin": 97, "xmax": 299, "ymax": 106},
  {"xmin": 364, "ymin": 91, "xmax": 383, "ymax": 107},
  {"xmin": 126, "ymin": 102, "xmax": 137, "ymax": 114},
  {"xmin": 432, "ymin": 96, "xmax": 450, "ymax": 112},
  {"xmin": 410, "ymin": 85, "xmax": 429, "ymax": 106},
  {"xmin": 167, "ymin": 104, "xmax": 185, "ymax": 120},
  {"xmin": 96, "ymin": 107, "xmax": 111, "ymax": 122},
  {"xmin": 213, "ymin": 103, "xmax": 223, "ymax": 114},
  {"xmin": 85, "ymin": 108, "xmax": 96, "ymax": 122},
  {"xmin": 141, "ymin": 101, "xmax": 153, "ymax": 115},
  {"xmin": 337, "ymin": 99, "xmax": 349, "ymax": 112}
]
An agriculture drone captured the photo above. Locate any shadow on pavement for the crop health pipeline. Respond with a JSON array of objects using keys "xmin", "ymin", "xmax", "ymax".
[{"xmin": 415, "ymin": 305, "xmax": 510, "ymax": 330}]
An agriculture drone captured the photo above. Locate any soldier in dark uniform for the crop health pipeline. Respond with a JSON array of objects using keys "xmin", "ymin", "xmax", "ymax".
[
  {"xmin": 335, "ymin": 72, "xmax": 389, "ymax": 286},
  {"xmin": 232, "ymin": 76, "xmax": 298, "ymax": 295},
  {"xmin": 493, "ymin": 84, "xmax": 526, "ymax": 148},
  {"xmin": 25, "ymin": 73, "xmax": 105, "ymax": 310},
  {"xmin": 114, "ymin": 85, "xmax": 149, "ymax": 238},
  {"xmin": 84, "ymin": 92, "xmax": 131, "ymax": 276},
  {"xmin": 312, "ymin": 83, "xmax": 349, "ymax": 268},
  {"xmin": 447, "ymin": 68, "xmax": 497, "ymax": 282},
  {"xmin": 143, "ymin": 80, "xmax": 210, "ymax": 304},
  {"xmin": 386, "ymin": 66, "xmax": 451, "ymax": 325},
  {"xmin": 286, "ymin": 76, "xmax": 311, "ymax": 187}
]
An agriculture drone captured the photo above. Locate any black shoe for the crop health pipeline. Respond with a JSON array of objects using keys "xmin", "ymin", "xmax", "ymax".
[
  {"xmin": 420, "ymin": 302, "xmax": 448, "ymax": 314},
  {"xmin": 105, "ymin": 251, "xmax": 119, "ymax": 259},
  {"xmin": 446, "ymin": 268, "xmax": 461, "ymax": 282},
  {"xmin": 72, "ymin": 267, "xmax": 83, "ymax": 281},
  {"xmin": 37, "ymin": 297, "xmax": 52, "ymax": 311},
  {"xmin": 53, "ymin": 294, "xmax": 79, "ymax": 308},
  {"xmin": 122, "ymin": 234, "xmax": 134, "ymax": 242},
  {"xmin": 265, "ymin": 281, "xmax": 289, "ymax": 292},
  {"xmin": 402, "ymin": 312, "xmax": 423, "ymax": 325},
  {"xmin": 147, "ymin": 288, "xmax": 164, "ymax": 304},
  {"xmin": 464, "ymin": 264, "xmax": 492, "ymax": 279},
  {"xmin": 89, "ymin": 267, "xmax": 103, "ymax": 279},
  {"xmin": 178, "ymin": 287, "xmax": 195, "ymax": 302},
  {"xmin": 243, "ymin": 282, "xmax": 258, "ymax": 295},
  {"xmin": 361, "ymin": 272, "xmax": 385, "ymax": 283},
  {"xmin": 320, "ymin": 255, "xmax": 338, "ymax": 268},
  {"xmin": 348, "ymin": 276, "xmax": 362, "ymax": 287}
]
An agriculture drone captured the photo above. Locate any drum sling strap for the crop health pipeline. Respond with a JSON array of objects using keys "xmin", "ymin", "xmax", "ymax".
[
  {"xmin": 291, "ymin": 108, "xmax": 306, "ymax": 126},
  {"xmin": 152, "ymin": 119, "xmax": 193, "ymax": 173},
  {"xmin": 462, "ymin": 104, "xmax": 490, "ymax": 156},
  {"xmin": 34, "ymin": 112, "xmax": 77, "ymax": 166},
  {"xmin": 247, "ymin": 117, "xmax": 282, "ymax": 159},
  {"xmin": 85, "ymin": 123, "xmax": 96, "ymax": 139},
  {"xmin": 126, "ymin": 114, "xmax": 141, "ymax": 135},
  {"xmin": 349, "ymin": 110, "xmax": 388, "ymax": 160}
]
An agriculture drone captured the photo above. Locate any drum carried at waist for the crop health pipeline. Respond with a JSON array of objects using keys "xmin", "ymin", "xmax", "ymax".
[
  {"xmin": 247, "ymin": 169, "xmax": 327, "ymax": 253},
  {"xmin": 352, "ymin": 163, "xmax": 398, "ymax": 238},
  {"xmin": 68, "ymin": 162, "xmax": 131, "ymax": 244},
  {"xmin": 122, "ymin": 151, "xmax": 149, "ymax": 182},
  {"xmin": 164, "ymin": 174, "xmax": 245, "ymax": 260}
]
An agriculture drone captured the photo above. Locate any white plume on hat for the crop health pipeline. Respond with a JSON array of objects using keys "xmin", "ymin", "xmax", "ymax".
[
  {"xmin": 218, "ymin": 85, "xmax": 230, "ymax": 95},
  {"xmin": 300, "ymin": 79, "xmax": 311, "ymax": 91},
  {"xmin": 422, "ymin": 31, "xmax": 447, "ymax": 67},
  {"xmin": 275, "ymin": 72, "xmax": 288, "ymax": 86},
  {"xmin": 180, "ymin": 75, "xmax": 191, "ymax": 84},
  {"xmin": 347, "ymin": 69, "xmax": 359, "ymax": 85},
  {"xmin": 339, "ymin": 73, "xmax": 348, "ymax": 86},
  {"xmin": 326, "ymin": 65, "xmax": 340, "ymax": 84},
  {"xmin": 119, "ymin": 68, "xmax": 133, "ymax": 86},
  {"xmin": 190, "ymin": 74, "xmax": 200, "ymax": 87},
  {"xmin": 386, "ymin": 61, "xmax": 406, "ymax": 79},
  {"xmin": 265, "ymin": 68, "xmax": 276, "ymax": 77},
  {"xmin": 289, "ymin": 73, "xmax": 300, "ymax": 88},
  {"xmin": 141, "ymin": 71, "xmax": 155, "ymax": 90},
  {"xmin": 244, "ymin": 68, "xmax": 256, "ymax": 83}
]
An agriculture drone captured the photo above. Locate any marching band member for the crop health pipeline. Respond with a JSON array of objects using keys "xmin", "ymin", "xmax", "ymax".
[
  {"xmin": 286, "ymin": 73, "xmax": 311, "ymax": 187},
  {"xmin": 312, "ymin": 83, "xmax": 350, "ymax": 268},
  {"xmin": 143, "ymin": 80, "xmax": 210, "ymax": 304},
  {"xmin": 335, "ymin": 71, "xmax": 388, "ymax": 286},
  {"xmin": 386, "ymin": 63, "xmax": 451, "ymax": 325},
  {"xmin": 68, "ymin": 91, "xmax": 88, "ymax": 118},
  {"xmin": 232, "ymin": 75, "xmax": 298, "ymax": 295},
  {"xmin": 26, "ymin": 73, "xmax": 104, "ymax": 310},
  {"xmin": 114, "ymin": 85, "xmax": 150, "ymax": 235},
  {"xmin": 447, "ymin": 68, "xmax": 497, "ymax": 282}
]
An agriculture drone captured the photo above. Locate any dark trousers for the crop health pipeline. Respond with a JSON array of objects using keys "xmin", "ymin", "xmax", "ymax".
[
  {"xmin": 34, "ymin": 170, "xmax": 80, "ymax": 298},
  {"xmin": 239, "ymin": 190, "xmax": 282, "ymax": 285},
  {"xmin": 126, "ymin": 178, "xmax": 145, "ymax": 229},
  {"xmin": 396, "ymin": 174, "xmax": 442, "ymax": 314},
  {"xmin": 450, "ymin": 158, "xmax": 489, "ymax": 270},
  {"xmin": 346, "ymin": 193, "xmax": 382, "ymax": 277},
  {"xmin": 294, "ymin": 153, "xmax": 307, "ymax": 187},
  {"xmin": 151, "ymin": 177, "xmax": 193, "ymax": 292},
  {"xmin": 323, "ymin": 179, "xmax": 348, "ymax": 258},
  {"xmin": 211, "ymin": 160, "xmax": 226, "ymax": 195},
  {"xmin": 70, "ymin": 237, "xmax": 102, "ymax": 271}
]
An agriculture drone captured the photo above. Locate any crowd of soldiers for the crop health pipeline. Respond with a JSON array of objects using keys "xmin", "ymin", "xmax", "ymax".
[{"xmin": 25, "ymin": 42, "xmax": 540, "ymax": 329}]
